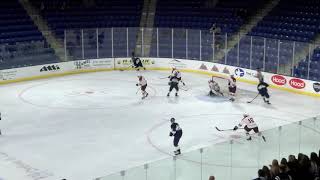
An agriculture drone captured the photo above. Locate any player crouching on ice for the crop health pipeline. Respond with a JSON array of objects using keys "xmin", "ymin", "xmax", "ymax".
[
  {"xmin": 233, "ymin": 114, "xmax": 266, "ymax": 142},
  {"xmin": 131, "ymin": 52, "xmax": 146, "ymax": 71},
  {"xmin": 208, "ymin": 77, "xmax": 223, "ymax": 96},
  {"xmin": 136, "ymin": 75, "xmax": 148, "ymax": 99},
  {"xmin": 169, "ymin": 118, "xmax": 183, "ymax": 155}
]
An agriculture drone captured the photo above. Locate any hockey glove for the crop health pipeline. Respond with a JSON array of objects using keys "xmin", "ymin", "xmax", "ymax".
[
  {"xmin": 169, "ymin": 132, "xmax": 173, "ymax": 136},
  {"xmin": 136, "ymin": 84, "xmax": 139, "ymax": 86},
  {"xmin": 233, "ymin": 126, "xmax": 238, "ymax": 131}
]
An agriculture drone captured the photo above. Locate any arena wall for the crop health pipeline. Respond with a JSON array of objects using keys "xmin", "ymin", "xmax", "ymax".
[{"xmin": 0, "ymin": 58, "xmax": 319, "ymax": 97}]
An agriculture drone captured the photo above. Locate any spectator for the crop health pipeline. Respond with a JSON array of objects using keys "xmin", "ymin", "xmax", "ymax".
[
  {"xmin": 309, "ymin": 152, "xmax": 319, "ymax": 178},
  {"xmin": 273, "ymin": 164, "xmax": 292, "ymax": 180},
  {"xmin": 286, "ymin": 155, "xmax": 298, "ymax": 179},
  {"xmin": 280, "ymin": 158, "xmax": 288, "ymax": 167},
  {"xmin": 254, "ymin": 169, "xmax": 266, "ymax": 180},
  {"xmin": 262, "ymin": 165, "xmax": 271, "ymax": 180},
  {"xmin": 209, "ymin": 176, "xmax": 215, "ymax": 180},
  {"xmin": 270, "ymin": 159, "xmax": 280, "ymax": 179},
  {"xmin": 297, "ymin": 154, "xmax": 313, "ymax": 180}
]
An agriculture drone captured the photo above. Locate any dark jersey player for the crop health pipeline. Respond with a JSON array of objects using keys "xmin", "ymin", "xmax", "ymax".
[
  {"xmin": 169, "ymin": 118, "xmax": 182, "ymax": 155},
  {"xmin": 131, "ymin": 52, "xmax": 145, "ymax": 71},
  {"xmin": 257, "ymin": 81, "xmax": 270, "ymax": 104},
  {"xmin": 167, "ymin": 70, "xmax": 180, "ymax": 97}
]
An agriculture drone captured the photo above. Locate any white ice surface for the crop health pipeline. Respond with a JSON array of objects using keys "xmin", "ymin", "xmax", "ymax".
[{"xmin": 0, "ymin": 70, "xmax": 319, "ymax": 180}]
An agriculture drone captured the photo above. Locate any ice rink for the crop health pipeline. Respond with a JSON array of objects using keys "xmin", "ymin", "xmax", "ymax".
[{"xmin": 0, "ymin": 70, "xmax": 319, "ymax": 180}]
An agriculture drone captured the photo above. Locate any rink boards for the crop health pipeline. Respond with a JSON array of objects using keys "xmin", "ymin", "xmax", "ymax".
[{"xmin": 0, "ymin": 57, "xmax": 319, "ymax": 97}]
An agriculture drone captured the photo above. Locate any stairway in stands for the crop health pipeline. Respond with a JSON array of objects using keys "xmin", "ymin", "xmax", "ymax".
[
  {"xmin": 19, "ymin": 0, "xmax": 66, "ymax": 61},
  {"xmin": 135, "ymin": 0, "xmax": 157, "ymax": 57},
  {"xmin": 0, "ymin": 0, "xmax": 59, "ymax": 70}
]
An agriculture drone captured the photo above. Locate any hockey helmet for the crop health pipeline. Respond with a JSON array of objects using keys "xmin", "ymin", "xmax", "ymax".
[
  {"xmin": 243, "ymin": 113, "xmax": 249, "ymax": 117},
  {"xmin": 170, "ymin": 118, "xmax": 175, "ymax": 123}
]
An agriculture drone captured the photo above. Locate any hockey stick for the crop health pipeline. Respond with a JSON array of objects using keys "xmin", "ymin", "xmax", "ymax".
[
  {"xmin": 179, "ymin": 83, "xmax": 189, "ymax": 91},
  {"xmin": 247, "ymin": 93, "xmax": 259, "ymax": 103},
  {"xmin": 159, "ymin": 76, "xmax": 169, "ymax": 79},
  {"xmin": 136, "ymin": 87, "xmax": 141, "ymax": 94},
  {"xmin": 215, "ymin": 126, "xmax": 243, "ymax": 132}
]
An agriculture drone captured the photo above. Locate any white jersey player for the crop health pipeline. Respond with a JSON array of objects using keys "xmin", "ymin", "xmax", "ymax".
[
  {"xmin": 228, "ymin": 75, "xmax": 237, "ymax": 101},
  {"xmin": 136, "ymin": 75, "xmax": 148, "ymax": 99},
  {"xmin": 171, "ymin": 67, "xmax": 185, "ymax": 85},
  {"xmin": 208, "ymin": 77, "xmax": 223, "ymax": 96},
  {"xmin": 233, "ymin": 114, "xmax": 266, "ymax": 141}
]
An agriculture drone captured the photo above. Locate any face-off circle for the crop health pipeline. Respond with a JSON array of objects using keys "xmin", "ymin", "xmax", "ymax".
[{"xmin": 19, "ymin": 78, "xmax": 157, "ymax": 110}]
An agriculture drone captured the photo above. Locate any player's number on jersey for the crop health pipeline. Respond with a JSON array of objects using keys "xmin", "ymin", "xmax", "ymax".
[{"xmin": 248, "ymin": 118, "xmax": 254, "ymax": 123}]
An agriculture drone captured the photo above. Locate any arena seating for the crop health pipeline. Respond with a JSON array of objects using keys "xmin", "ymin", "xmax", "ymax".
[
  {"xmin": 294, "ymin": 46, "xmax": 320, "ymax": 81},
  {"xmin": 0, "ymin": 1, "xmax": 59, "ymax": 70},
  {"xmin": 154, "ymin": 0, "xmax": 267, "ymax": 33},
  {"xmin": 31, "ymin": 0, "xmax": 143, "ymax": 38},
  {"xmin": 30, "ymin": 0, "xmax": 143, "ymax": 59},
  {"xmin": 225, "ymin": 0, "xmax": 320, "ymax": 79},
  {"xmin": 151, "ymin": 0, "xmax": 267, "ymax": 60}
]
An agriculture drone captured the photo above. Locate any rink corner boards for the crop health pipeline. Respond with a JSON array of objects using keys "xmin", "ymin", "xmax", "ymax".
[{"xmin": 0, "ymin": 65, "xmax": 320, "ymax": 98}]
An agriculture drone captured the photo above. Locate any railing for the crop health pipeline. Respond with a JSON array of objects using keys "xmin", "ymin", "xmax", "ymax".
[
  {"xmin": 96, "ymin": 116, "xmax": 320, "ymax": 180},
  {"xmin": 0, "ymin": 27, "xmax": 319, "ymax": 80}
]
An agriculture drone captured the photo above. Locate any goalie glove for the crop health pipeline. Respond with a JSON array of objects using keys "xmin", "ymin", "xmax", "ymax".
[{"xmin": 233, "ymin": 126, "xmax": 238, "ymax": 131}]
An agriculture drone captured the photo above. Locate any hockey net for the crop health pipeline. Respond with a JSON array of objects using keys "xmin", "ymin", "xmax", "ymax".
[{"xmin": 210, "ymin": 75, "xmax": 230, "ymax": 95}]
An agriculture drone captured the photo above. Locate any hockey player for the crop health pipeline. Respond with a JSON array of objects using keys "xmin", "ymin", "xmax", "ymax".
[
  {"xmin": 131, "ymin": 52, "xmax": 145, "ymax": 71},
  {"xmin": 255, "ymin": 68, "xmax": 264, "ymax": 83},
  {"xmin": 233, "ymin": 114, "xmax": 266, "ymax": 142},
  {"xmin": 257, "ymin": 81, "xmax": 270, "ymax": 104},
  {"xmin": 228, "ymin": 75, "xmax": 237, "ymax": 101},
  {"xmin": 169, "ymin": 118, "xmax": 183, "ymax": 155},
  {"xmin": 208, "ymin": 77, "xmax": 223, "ymax": 96},
  {"xmin": 136, "ymin": 75, "xmax": 148, "ymax": 99},
  {"xmin": 171, "ymin": 67, "xmax": 185, "ymax": 85},
  {"xmin": 167, "ymin": 70, "xmax": 180, "ymax": 97}
]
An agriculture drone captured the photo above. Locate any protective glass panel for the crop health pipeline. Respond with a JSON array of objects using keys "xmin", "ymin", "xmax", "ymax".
[
  {"xmin": 97, "ymin": 28, "xmax": 112, "ymax": 58},
  {"xmin": 251, "ymin": 36, "xmax": 265, "ymax": 70},
  {"xmin": 265, "ymin": 38, "xmax": 278, "ymax": 73},
  {"xmin": 172, "ymin": 28, "xmax": 186, "ymax": 59},
  {"xmin": 66, "ymin": 29, "xmax": 83, "ymax": 60},
  {"xmin": 278, "ymin": 40, "xmax": 294, "ymax": 76},
  {"xmin": 113, "ymin": 28, "xmax": 127, "ymax": 58},
  {"xmin": 176, "ymin": 150, "xmax": 201, "ymax": 180},
  {"xmin": 83, "ymin": 29, "xmax": 97, "ymax": 59},
  {"xmin": 238, "ymin": 36, "xmax": 251, "ymax": 69},
  {"xmin": 158, "ymin": 28, "xmax": 172, "ymax": 58},
  {"xmin": 187, "ymin": 29, "xmax": 200, "ymax": 60},
  {"xmin": 201, "ymin": 30, "xmax": 213, "ymax": 62}
]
